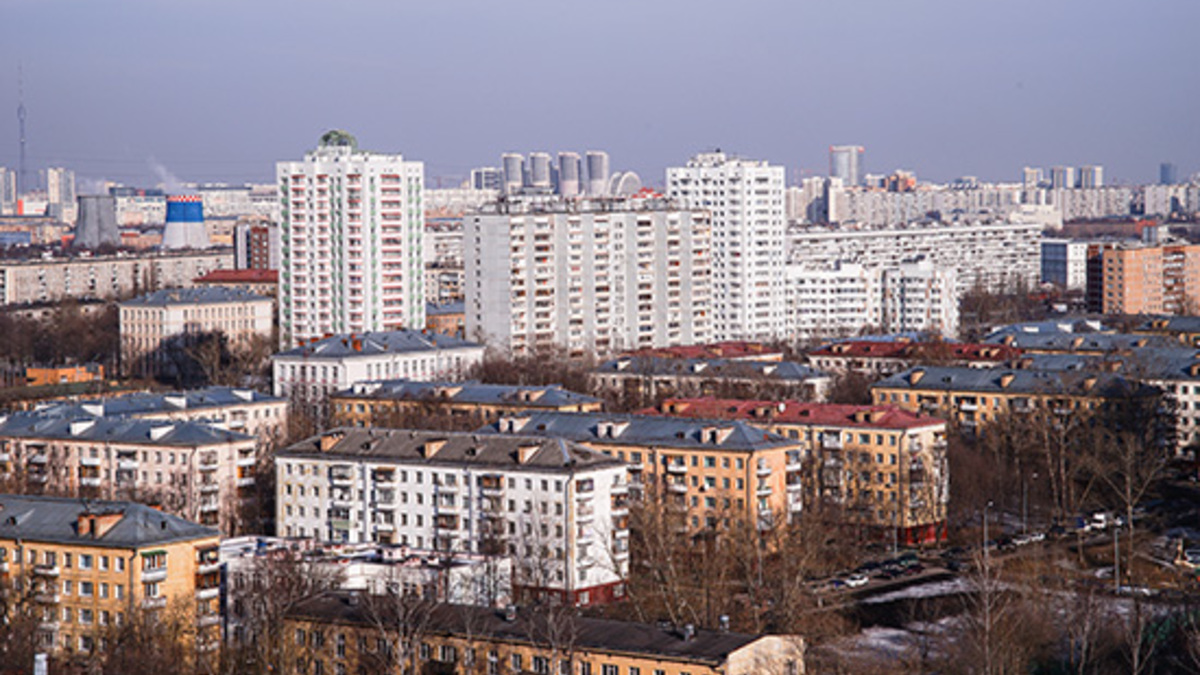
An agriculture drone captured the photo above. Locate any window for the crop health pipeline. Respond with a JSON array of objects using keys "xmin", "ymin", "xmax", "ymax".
[
  {"xmin": 80, "ymin": 582, "xmax": 94, "ymax": 597},
  {"xmin": 532, "ymin": 656, "xmax": 549, "ymax": 674},
  {"xmin": 602, "ymin": 666, "xmax": 619, "ymax": 675},
  {"xmin": 419, "ymin": 644, "xmax": 431, "ymax": 661},
  {"xmin": 80, "ymin": 554, "xmax": 93, "ymax": 570},
  {"xmin": 440, "ymin": 645, "xmax": 457, "ymax": 662},
  {"xmin": 511, "ymin": 654, "xmax": 522, "ymax": 671}
]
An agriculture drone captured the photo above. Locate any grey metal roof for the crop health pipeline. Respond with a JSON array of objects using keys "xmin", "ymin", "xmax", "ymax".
[
  {"xmin": 336, "ymin": 380, "xmax": 601, "ymax": 408},
  {"xmin": 426, "ymin": 301, "xmax": 465, "ymax": 316},
  {"xmin": 873, "ymin": 365, "xmax": 1160, "ymax": 398},
  {"xmin": 1136, "ymin": 316, "xmax": 1200, "ymax": 334},
  {"xmin": 0, "ymin": 413, "xmax": 253, "ymax": 446},
  {"xmin": 477, "ymin": 411, "xmax": 799, "ymax": 451},
  {"xmin": 289, "ymin": 591, "xmax": 760, "ymax": 664},
  {"xmin": 119, "ymin": 286, "xmax": 270, "ymax": 306},
  {"xmin": 594, "ymin": 357, "xmax": 828, "ymax": 382},
  {"xmin": 278, "ymin": 427, "xmax": 623, "ymax": 474},
  {"xmin": 273, "ymin": 330, "xmax": 481, "ymax": 360},
  {"xmin": 34, "ymin": 386, "xmax": 283, "ymax": 419},
  {"xmin": 0, "ymin": 494, "xmax": 217, "ymax": 549},
  {"xmin": 984, "ymin": 332, "xmax": 1176, "ymax": 352}
]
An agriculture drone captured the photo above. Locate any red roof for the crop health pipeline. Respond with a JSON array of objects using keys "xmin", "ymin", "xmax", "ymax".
[
  {"xmin": 194, "ymin": 269, "xmax": 279, "ymax": 284},
  {"xmin": 807, "ymin": 341, "xmax": 911, "ymax": 359},
  {"xmin": 639, "ymin": 397, "xmax": 943, "ymax": 430},
  {"xmin": 622, "ymin": 341, "xmax": 784, "ymax": 361}
]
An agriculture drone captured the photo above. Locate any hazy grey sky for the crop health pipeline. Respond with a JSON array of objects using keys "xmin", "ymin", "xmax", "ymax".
[{"xmin": 1, "ymin": 0, "xmax": 1196, "ymax": 189}]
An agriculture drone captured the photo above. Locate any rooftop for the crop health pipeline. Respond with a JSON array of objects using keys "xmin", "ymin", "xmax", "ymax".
[
  {"xmin": 622, "ymin": 341, "xmax": 785, "ymax": 362},
  {"xmin": 595, "ymin": 357, "xmax": 827, "ymax": 382},
  {"xmin": 0, "ymin": 413, "xmax": 254, "ymax": 446},
  {"xmin": 984, "ymin": 332, "xmax": 1176, "ymax": 352},
  {"xmin": 288, "ymin": 591, "xmax": 759, "ymax": 665},
  {"xmin": 119, "ymin": 286, "xmax": 270, "ymax": 307},
  {"xmin": 278, "ymin": 427, "xmax": 623, "ymax": 474},
  {"xmin": 872, "ymin": 366, "xmax": 1160, "ymax": 398},
  {"xmin": 336, "ymin": 380, "xmax": 601, "ymax": 409},
  {"xmin": 0, "ymin": 494, "xmax": 217, "ymax": 549},
  {"xmin": 426, "ymin": 301, "xmax": 465, "ymax": 316},
  {"xmin": 275, "ymin": 330, "xmax": 481, "ymax": 360},
  {"xmin": 193, "ymin": 268, "xmax": 278, "ymax": 284},
  {"xmin": 33, "ymin": 386, "xmax": 283, "ymax": 419},
  {"xmin": 479, "ymin": 411, "xmax": 801, "ymax": 451},
  {"xmin": 640, "ymin": 398, "xmax": 945, "ymax": 431}
]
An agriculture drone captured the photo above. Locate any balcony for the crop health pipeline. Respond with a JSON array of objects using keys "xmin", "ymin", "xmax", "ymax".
[
  {"xmin": 35, "ymin": 592, "xmax": 60, "ymax": 604},
  {"xmin": 200, "ymin": 502, "xmax": 220, "ymax": 513},
  {"xmin": 821, "ymin": 436, "xmax": 843, "ymax": 450},
  {"xmin": 80, "ymin": 457, "xmax": 102, "ymax": 468},
  {"xmin": 330, "ymin": 471, "xmax": 354, "ymax": 486},
  {"xmin": 756, "ymin": 463, "xmax": 772, "ymax": 477},
  {"xmin": 376, "ymin": 521, "xmax": 395, "ymax": 532},
  {"xmin": 117, "ymin": 459, "xmax": 138, "ymax": 471},
  {"xmin": 372, "ymin": 471, "xmax": 397, "ymax": 486},
  {"xmin": 198, "ymin": 458, "xmax": 219, "ymax": 471},
  {"xmin": 330, "ymin": 491, "xmax": 355, "ymax": 507},
  {"xmin": 667, "ymin": 482, "xmax": 688, "ymax": 494},
  {"xmin": 33, "ymin": 564, "xmax": 60, "ymax": 577},
  {"xmin": 197, "ymin": 561, "xmax": 221, "ymax": 576},
  {"xmin": 956, "ymin": 401, "xmax": 978, "ymax": 412},
  {"xmin": 142, "ymin": 597, "xmax": 168, "ymax": 610},
  {"xmin": 666, "ymin": 462, "xmax": 688, "ymax": 474},
  {"xmin": 196, "ymin": 614, "xmax": 220, "ymax": 628},
  {"xmin": 195, "ymin": 587, "xmax": 219, "ymax": 601},
  {"xmin": 80, "ymin": 477, "xmax": 102, "ymax": 488},
  {"xmin": 330, "ymin": 519, "xmax": 352, "ymax": 531},
  {"xmin": 576, "ymin": 507, "xmax": 595, "ymax": 523},
  {"xmin": 38, "ymin": 621, "xmax": 59, "ymax": 633},
  {"xmin": 199, "ymin": 482, "xmax": 220, "ymax": 494},
  {"xmin": 237, "ymin": 456, "xmax": 256, "ymax": 468},
  {"xmin": 27, "ymin": 474, "xmax": 48, "ymax": 484},
  {"xmin": 28, "ymin": 455, "xmax": 49, "ymax": 465},
  {"xmin": 756, "ymin": 485, "xmax": 773, "ymax": 497},
  {"xmin": 236, "ymin": 477, "xmax": 256, "ymax": 488},
  {"xmin": 785, "ymin": 455, "xmax": 803, "ymax": 472},
  {"xmin": 786, "ymin": 480, "xmax": 803, "ymax": 493},
  {"xmin": 142, "ymin": 568, "xmax": 168, "ymax": 583}
]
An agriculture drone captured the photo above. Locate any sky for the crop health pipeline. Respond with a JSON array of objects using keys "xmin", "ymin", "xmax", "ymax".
[{"xmin": 0, "ymin": 0, "xmax": 1197, "ymax": 190}]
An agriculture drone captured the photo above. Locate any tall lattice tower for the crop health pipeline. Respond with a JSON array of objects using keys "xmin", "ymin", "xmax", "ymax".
[{"xmin": 17, "ymin": 64, "xmax": 27, "ymax": 196}]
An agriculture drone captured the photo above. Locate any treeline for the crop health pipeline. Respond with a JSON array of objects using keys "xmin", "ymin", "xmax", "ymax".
[{"xmin": 0, "ymin": 302, "xmax": 119, "ymax": 370}]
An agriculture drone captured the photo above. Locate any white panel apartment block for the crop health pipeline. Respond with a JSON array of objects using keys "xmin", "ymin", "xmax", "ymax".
[
  {"xmin": 278, "ymin": 134, "xmax": 425, "ymax": 348},
  {"xmin": 276, "ymin": 429, "xmax": 630, "ymax": 605},
  {"xmin": 464, "ymin": 197, "xmax": 712, "ymax": 357},
  {"xmin": 666, "ymin": 152, "xmax": 787, "ymax": 341}
]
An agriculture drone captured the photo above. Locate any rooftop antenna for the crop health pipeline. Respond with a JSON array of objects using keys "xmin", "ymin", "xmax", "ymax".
[{"xmin": 17, "ymin": 62, "xmax": 27, "ymax": 196}]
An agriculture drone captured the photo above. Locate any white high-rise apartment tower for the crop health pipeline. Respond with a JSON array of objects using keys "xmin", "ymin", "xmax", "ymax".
[
  {"xmin": 666, "ymin": 152, "xmax": 787, "ymax": 341},
  {"xmin": 277, "ymin": 131, "xmax": 425, "ymax": 348}
]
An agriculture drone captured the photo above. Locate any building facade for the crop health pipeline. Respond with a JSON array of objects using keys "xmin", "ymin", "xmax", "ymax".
[
  {"xmin": 0, "ymin": 414, "xmax": 257, "ymax": 532},
  {"xmin": 0, "ymin": 249, "xmax": 233, "ymax": 306},
  {"xmin": 330, "ymin": 380, "xmax": 603, "ymax": 428},
  {"xmin": 464, "ymin": 195, "xmax": 712, "ymax": 357},
  {"xmin": 480, "ymin": 411, "xmax": 808, "ymax": 532},
  {"xmin": 278, "ymin": 131, "xmax": 426, "ymax": 348},
  {"xmin": 276, "ymin": 428, "xmax": 630, "ymax": 605},
  {"xmin": 118, "ymin": 287, "xmax": 274, "ymax": 378},
  {"xmin": 270, "ymin": 330, "xmax": 484, "ymax": 422},
  {"xmin": 0, "ymin": 495, "xmax": 221, "ymax": 659},
  {"xmin": 283, "ymin": 592, "xmax": 805, "ymax": 675},
  {"xmin": 1101, "ymin": 242, "xmax": 1200, "ymax": 315},
  {"xmin": 666, "ymin": 152, "xmax": 786, "ymax": 341}
]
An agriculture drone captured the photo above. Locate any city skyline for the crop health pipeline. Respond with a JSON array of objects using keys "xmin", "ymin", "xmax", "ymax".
[{"xmin": 0, "ymin": 0, "xmax": 1197, "ymax": 189}]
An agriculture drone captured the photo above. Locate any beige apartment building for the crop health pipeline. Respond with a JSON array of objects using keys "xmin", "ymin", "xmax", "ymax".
[{"xmin": 1101, "ymin": 242, "xmax": 1200, "ymax": 315}]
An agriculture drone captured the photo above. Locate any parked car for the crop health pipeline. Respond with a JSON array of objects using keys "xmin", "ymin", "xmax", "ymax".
[{"xmin": 846, "ymin": 573, "xmax": 869, "ymax": 588}]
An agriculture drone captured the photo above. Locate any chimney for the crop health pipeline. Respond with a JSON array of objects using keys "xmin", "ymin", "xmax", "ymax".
[
  {"xmin": 503, "ymin": 605, "xmax": 517, "ymax": 622},
  {"xmin": 718, "ymin": 615, "xmax": 730, "ymax": 632},
  {"xmin": 683, "ymin": 624, "xmax": 696, "ymax": 641}
]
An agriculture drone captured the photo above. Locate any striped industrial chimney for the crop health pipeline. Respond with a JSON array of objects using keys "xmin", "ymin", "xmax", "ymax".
[{"xmin": 161, "ymin": 195, "xmax": 209, "ymax": 249}]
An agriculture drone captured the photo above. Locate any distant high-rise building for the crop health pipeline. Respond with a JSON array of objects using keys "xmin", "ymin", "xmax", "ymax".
[
  {"xmin": 469, "ymin": 167, "xmax": 502, "ymax": 191},
  {"xmin": 558, "ymin": 152, "xmax": 582, "ymax": 197},
  {"xmin": 667, "ymin": 152, "xmax": 787, "ymax": 341},
  {"xmin": 1022, "ymin": 167, "xmax": 1042, "ymax": 189},
  {"xmin": 586, "ymin": 151, "xmax": 610, "ymax": 196},
  {"xmin": 501, "ymin": 153, "xmax": 525, "ymax": 195},
  {"xmin": 829, "ymin": 145, "xmax": 864, "ymax": 187},
  {"xmin": 1161, "ymin": 162, "xmax": 1178, "ymax": 186},
  {"xmin": 1049, "ymin": 166, "xmax": 1075, "ymax": 189},
  {"xmin": 1079, "ymin": 165, "xmax": 1104, "ymax": 188},
  {"xmin": 42, "ymin": 167, "xmax": 77, "ymax": 222},
  {"xmin": 0, "ymin": 167, "xmax": 15, "ymax": 214},
  {"xmin": 277, "ymin": 130, "xmax": 425, "ymax": 347}
]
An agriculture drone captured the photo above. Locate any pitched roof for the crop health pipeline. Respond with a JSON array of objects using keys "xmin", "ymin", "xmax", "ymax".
[
  {"xmin": 0, "ymin": 494, "xmax": 217, "ymax": 549},
  {"xmin": 119, "ymin": 286, "xmax": 271, "ymax": 306},
  {"xmin": 278, "ymin": 428, "xmax": 623, "ymax": 474},
  {"xmin": 0, "ymin": 413, "xmax": 253, "ymax": 446},
  {"xmin": 289, "ymin": 591, "xmax": 760, "ymax": 665},
  {"xmin": 478, "ymin": 411, "xmax": 800, "ymax": 451},
  {"xmin": 274, "ymin": 330, "xmax": 481, "ymax": 359},
  {"xmin": 594, "ymin": 357, "xmax": 827, "ymax": 382},
  {"xmin": 34, "ymin": 386, "xmax": 283, "ymax": 419},
  {"xmin": 872, "ymin": 366, "xmax": 1159, "ymax": 398},
  {"xmin": 621, "ymin": 341, "xmax": 785, "ymax": 361},
  {"xmin": 640, "ymin": 398, "xmax": 944, "ymax": 431},
  {"xmin": 336, "ymin": 380, "xmax": 601, "ymax": 408},
  {"xmin": 193, "ymin": 268, "xmax": 278, "ymax": 284}
]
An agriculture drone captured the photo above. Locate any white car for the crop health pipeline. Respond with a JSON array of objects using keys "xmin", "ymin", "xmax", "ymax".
[{"xmin": 846, "ymin": 573, "xmax": 869, "ymax": 588}]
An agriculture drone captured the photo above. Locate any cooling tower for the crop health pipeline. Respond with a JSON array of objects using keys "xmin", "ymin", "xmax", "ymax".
[
  {"xmin": 558, "ymin": 152, "xmax": 581, "ymax": 197},
  {"xmin": 501, "ymin": 153, "xmax": 525, "ymax": 195},
  {"xmin": 161, "ymin": 195, "xmax": 210, "ymax": 249},
  {"xmin": 586, "ymin": 150, "xmax": 609, "ymax": 196},
  {"xmin": 528, "ymin": 152, "xmax": 552, "ymax": 190},
  {"xmin": 73, "ymin": 195, "xmax": 118, "ymax": 249}
]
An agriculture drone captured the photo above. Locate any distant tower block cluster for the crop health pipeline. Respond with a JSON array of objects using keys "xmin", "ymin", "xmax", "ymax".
[
  {"xmin": 74, "ymin": 195, "xmax": 119, "ymax": 249},
  {"xmin": 486, "ymin": 150, "xmax": 619, "ymax": 197},
  {"xmin": 161, "ymin": 195, "xmax": 211, "ymax": 249},
  {"xmin": 829, "ymin": 145, "xmax": 864, "ymax": 187}
]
